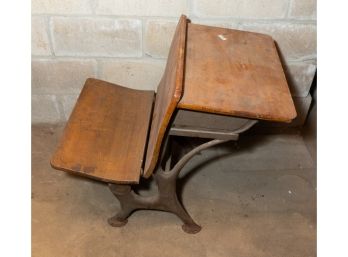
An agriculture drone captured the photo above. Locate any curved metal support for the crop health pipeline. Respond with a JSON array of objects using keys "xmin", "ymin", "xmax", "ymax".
[
  {"xmin": 232, "ymin": 120, "xmax": 258, "ymax": 134},
  {"xmin": 170, "ymin": 139, "xmax": 229, "ymax": 178},
  {"xmin": 108, "ymin": 119, "xmax": 258, "ymax": 233},
  {"xmin": 107, "ymin": 138, "xmax": 232, "ymax": 234}
]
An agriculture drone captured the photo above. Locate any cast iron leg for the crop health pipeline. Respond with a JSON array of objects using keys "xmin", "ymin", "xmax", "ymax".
[
  {"xmin": 107, "ymin": 184, "xmax": 134, "ymax": 227},
  {"xmin": 107, "ymin": 139, "xmax": 232, "ymax": 234},
  {"xmin": 154, "ymin": 171, "xmax": 202, "ymax": 233},
  {"xmin": 169, "ymin": 198, "xmax": 202, "ymax": 234},
  {"xmin": 107, "ymin": 120, "xmax": 258, "ymax": 233},
  {"xmin": 107, "ymin": 171, "xmax": 201, "ymax": 233}
]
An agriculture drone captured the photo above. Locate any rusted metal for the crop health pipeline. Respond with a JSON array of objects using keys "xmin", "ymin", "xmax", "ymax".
[
  {"xmin": 108, "ymin": 138, "xmax": 230, "ymax": 234},
  {"xmin": 108, "ymin": 120, "xmax": 258, "ymax": 233}
]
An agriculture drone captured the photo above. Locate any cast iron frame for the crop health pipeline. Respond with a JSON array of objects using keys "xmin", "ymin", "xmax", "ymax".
[{"xmin": 107, "ymin": 120, "xmax": 258, "ymax": 234}]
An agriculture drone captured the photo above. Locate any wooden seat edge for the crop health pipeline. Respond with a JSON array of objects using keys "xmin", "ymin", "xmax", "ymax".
[{"xmin": 50, "ymin": 78, "xmax": 155, "ymax": 184}]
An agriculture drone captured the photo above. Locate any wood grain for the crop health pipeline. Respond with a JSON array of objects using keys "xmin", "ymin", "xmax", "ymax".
[
  {"xmin": 143, "ymin": 15, "xmax": 187, "ymax": 178},
  {"xmin": 50, "ymin": 78, "xmax": 154, "ymax": 184},
  {"xmin": 178, "ymin": 23, "xmax": 297, "ymax": 122}
]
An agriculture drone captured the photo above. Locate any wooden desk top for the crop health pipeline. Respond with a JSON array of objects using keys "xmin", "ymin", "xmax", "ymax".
[{"xmin": 178, "ymin": 23, "xmax": 297, "ymax": 122}]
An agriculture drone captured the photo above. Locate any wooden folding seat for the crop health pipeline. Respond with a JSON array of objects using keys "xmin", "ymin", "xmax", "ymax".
[
  {"xmin": 51, "ymin": 15, "xmax": 296, "ymax": 233},
  {"xmin": 51, "ymin": 79, "xmax": 154, "ymax": 184}
]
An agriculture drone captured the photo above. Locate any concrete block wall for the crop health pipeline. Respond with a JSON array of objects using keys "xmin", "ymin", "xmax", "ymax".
[{"xmin": 32, "ymin": 0, "xmax": 316, "ymax": 124}]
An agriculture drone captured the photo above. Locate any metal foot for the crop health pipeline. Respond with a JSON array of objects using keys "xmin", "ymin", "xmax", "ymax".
[
  {"xmin": 107, "ymin": 216, "xmax": 128, "ymax": 227},
  {"xmin": 182, "ymin": 223, "xmax": 202, "ymax": 234}
]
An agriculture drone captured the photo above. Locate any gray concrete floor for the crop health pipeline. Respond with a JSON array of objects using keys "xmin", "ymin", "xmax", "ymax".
[{"xmin": 32, "ymin": 124, "xmax": 316, "ymax": 257}]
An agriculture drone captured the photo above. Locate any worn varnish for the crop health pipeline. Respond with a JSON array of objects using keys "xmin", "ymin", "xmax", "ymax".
[
  {"xmin": 50, "ymin": 78, "xmax": 154, "ymax": 184},
  {"xmin": 143, "ymin": 15, "xmax": 187, "ymax": 178},
  {"xmin": 178, "ymin": 23, "xmax": 297, "ymax": 122},
  {"xmin": 51, "ymin": 17, "xmax": 297, "ymax": 184}
]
